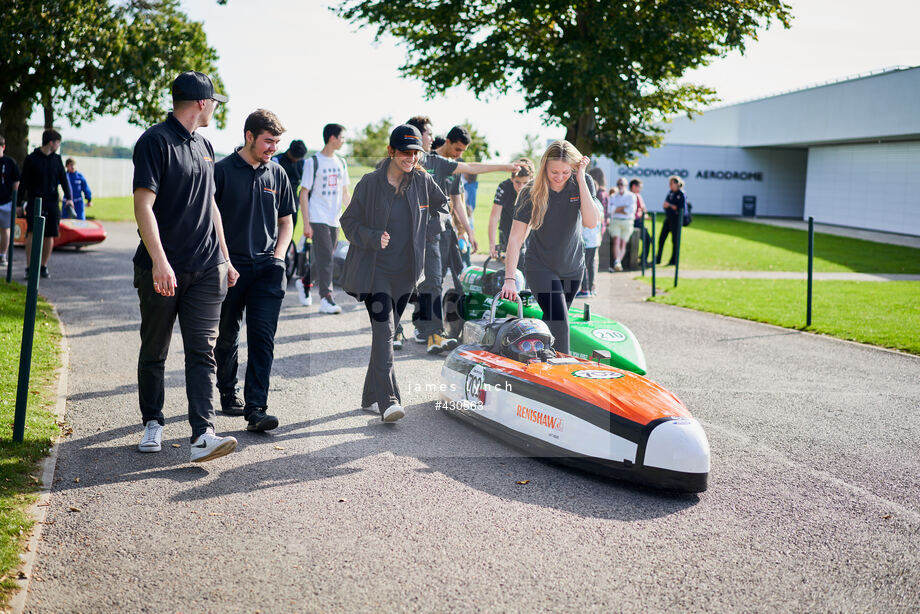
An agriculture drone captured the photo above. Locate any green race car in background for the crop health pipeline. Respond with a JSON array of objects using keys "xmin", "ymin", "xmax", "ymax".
[{"xmin": 443, "ymin": 258, "xmax": 647, "ymax": 375}]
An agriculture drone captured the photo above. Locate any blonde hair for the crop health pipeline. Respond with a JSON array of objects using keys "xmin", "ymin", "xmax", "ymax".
[
  {"xmin": 519, "ymin": 140, "xmax": 582, "ymax": 231},
  {"xmin": 669, "ymin": 175, "xmax": 685, "ymax": 189}
]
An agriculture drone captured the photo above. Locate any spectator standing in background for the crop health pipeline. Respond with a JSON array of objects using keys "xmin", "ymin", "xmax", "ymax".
[
  {"xmin": 18, "ymin": 129, "xmax": 74, "ymax": 278},
  {"xmin": 606, "ymin": 178, "xmax": 636, "ymax": 272},
  {"xmin": 0, "ymin": 135, "xmax": 21, "ymax": 267},
  {"xmin": 298, "ymin": 123, "xmax": 350, "ymax": 314},
  {"xmin": 630, "ymin": 178, "xmax": 651, "ymax": 266},
  {"xmin": 577, "ymin": 207, "xmax": 602, "ymax": 297},
  {"xmin": 64, "ymin": 158, "xmax": 92, "ymax": 219},
  {"xmin": 657, "ymin": 175, "xmax": 686, "ymax": 266},
  {"xmin": 462, "ymin": 172, "xmax": 478, "ymax": 211},
  {"xmin": 273, "ymin": 139, "xmax": 307, "ymax": 225}
]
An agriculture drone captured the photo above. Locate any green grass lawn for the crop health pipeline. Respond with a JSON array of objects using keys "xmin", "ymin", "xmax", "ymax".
[
  {"xmin": 647, "ymin": 215, "xmax": 920, "ymax": 274},
  {"xmin": 646, "ymin": 278, "xmax": 920, "ymax": 355},
  {"xmin": 0, "ymin": 282, "xmax": 61, "ymax": 605}
]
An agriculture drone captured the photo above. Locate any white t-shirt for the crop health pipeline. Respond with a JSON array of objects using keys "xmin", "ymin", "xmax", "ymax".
[
  {"xmin": 608, "ymin": 191, "xmax": 637, "ymax": 220},
  {"xmin": 301, "ymin": 152, "xmax": 350, "ymax": 227}
]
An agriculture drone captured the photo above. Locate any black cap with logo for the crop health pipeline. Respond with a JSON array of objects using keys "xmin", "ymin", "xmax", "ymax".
[
  {"xmin": 172, "ymin": 71, "xmax": 228, "ymax": 103},
  {"xmin": 389, "ymin": 124, "xmax": 425, "ymax": 152}
]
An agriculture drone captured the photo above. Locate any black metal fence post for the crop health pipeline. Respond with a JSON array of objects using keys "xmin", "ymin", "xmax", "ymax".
[
  {"xmin": 807, "ymin": 216, "xmax": 814, "ymax": 327},
  {"xmin": 13, "ymin": 198, "xmax": 45, "ymax": 442},
  {"xmin": 674, "ymin": 208, "xmax": 684, "ymax": 287},
  {"xmin": 4, "ymin": 189, "xmax": 15, "ymax": 283},
  {"xmin": 650, "ymin": 212, "xmax": 657, "ymax": 297}
]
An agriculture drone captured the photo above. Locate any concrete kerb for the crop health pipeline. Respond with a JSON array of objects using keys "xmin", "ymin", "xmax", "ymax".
[{"xmin": 8, "ymin": 306, "xmax": 69, "ymax": 614}]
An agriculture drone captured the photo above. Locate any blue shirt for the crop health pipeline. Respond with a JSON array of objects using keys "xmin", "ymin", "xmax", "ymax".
[{"xmin": 67, "ymin": 171, "xmax": 92, "ymax": 202}]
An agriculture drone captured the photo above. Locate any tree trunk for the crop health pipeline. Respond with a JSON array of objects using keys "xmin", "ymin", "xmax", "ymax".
[
  {"xmin": 565, "ymin": 109, "xmax": 595, "ymax": 156},
  {"xmin": 0, "ymin": 96, "xmax": 32, "ymax": 164},
  {"xmin": 43, "ymin": 96, "xmax": 55, "ymax": 130}
]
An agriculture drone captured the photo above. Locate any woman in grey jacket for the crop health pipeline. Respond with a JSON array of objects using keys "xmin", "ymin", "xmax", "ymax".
[{"xmin": 340, "ymin": 125, "xmax": 449, "ymax": 422}]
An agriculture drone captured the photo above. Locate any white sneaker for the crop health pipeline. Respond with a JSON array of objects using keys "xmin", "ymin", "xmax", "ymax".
[
  {"xmin": 614, "ymin": 261, "xmax": 623, "ymax": 272},
  {"xmin": 138, "ymin": 420, "xmax": 163, "ymax": 453},
  {"xmin": 361, "ymin": 402, "xmax": 379, "ymax": 414},
  {"xmin": 295, "ymin": 278, "xmax": 312, "ymax": 306},
  {"xmin": 190, "ymin": 429, "xmax": 238, "ymax": 463},
  {"xmin": 382, "ymin": 404, "xmax": 405, "ymax": 423},
  {"xmin": 319, "ymin": 296, "xmax": 342, "ymax": 314}
]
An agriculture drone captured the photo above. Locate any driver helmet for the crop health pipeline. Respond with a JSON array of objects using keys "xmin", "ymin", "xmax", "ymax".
[{"xmin": 500, "ymin": 318, "xmax": 554, "ymax": 363}]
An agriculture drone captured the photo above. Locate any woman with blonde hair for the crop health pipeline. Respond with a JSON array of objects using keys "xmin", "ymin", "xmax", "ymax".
[{"xmin": 499, "ymin": 140, "xmax": 601, "ymax": 354}]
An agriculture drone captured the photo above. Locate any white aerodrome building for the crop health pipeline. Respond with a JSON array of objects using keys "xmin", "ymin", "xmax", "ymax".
[{"xmin": 595, "ymin": 66, "xmax": 920, "ymax": 237}]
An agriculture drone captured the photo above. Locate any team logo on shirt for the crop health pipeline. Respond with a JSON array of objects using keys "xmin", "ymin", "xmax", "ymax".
[
  {"xmin": 203, "ymin": 156, "xmax": 213, "ymax": 162},
  {"xmin": 263, "ymin": 187, "xmax": 276, "ymax": 194},
  {"xmin": 569, "ymin": 196, "xmax": 580, "ymax": 203}
]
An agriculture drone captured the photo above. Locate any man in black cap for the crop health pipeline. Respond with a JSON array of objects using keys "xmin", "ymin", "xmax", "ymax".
[
  {"xmin": 213, "ymin": 108, "xmax": 295, "ymax": 432},
  {"xmin": 132, "ymin": 70, "xmax": 240, "ymax": 463}
]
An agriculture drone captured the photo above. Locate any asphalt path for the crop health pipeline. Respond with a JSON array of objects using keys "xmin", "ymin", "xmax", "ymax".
[{"xmin": 18, "ymin": 222, "xmax": 920, "ymax": 613}]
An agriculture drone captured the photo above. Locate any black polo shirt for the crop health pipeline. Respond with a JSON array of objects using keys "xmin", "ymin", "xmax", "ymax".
[
  {"xmin": 132, "ymin": 113, "xmax": 224, "ymax": 273},
  {"xmin": 493, "ymin": 178, "xmax": 518, "ymax": 241},
  {"xmin": 215, "ymin": 150, "xmax": 296, "ymax": 266},
  {"xmin": 272, "ymin": 151, "xmax": 304, "ymax": 196},
  {"xmin": 514, "ymin": 174, "xmax": 598, "ymax": 278},
  {"xmin": 0, "ymin": 156, "xmax": 21, "ymax": 204}
]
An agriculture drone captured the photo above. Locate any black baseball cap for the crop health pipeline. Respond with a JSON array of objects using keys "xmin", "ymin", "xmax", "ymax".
[
  {"xmin": 172, "ymin": 71, "xmax": 228, "ymax": 103},
  {"xmin": 389, "ymin": 124, "xmax": 425, "ymax": 152}
]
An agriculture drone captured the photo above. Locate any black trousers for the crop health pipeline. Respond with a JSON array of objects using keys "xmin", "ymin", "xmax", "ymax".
[
  {"xmin": 581, "ymin": 247, "xmax": 597, "ymax": 292},
  {"xmin": 525, "ymin": 267, "xmax": 582, "ymax": 354},
  {"xmin": 135, "ymin": 262, "xmax": 228, "ymax": 440},
  {"xmin": 362, "ymin": 273, "xmax": 415, "ymax": 413},
  {"xmin": 310, "ymin": 222, "xmax": 338, "ymax": 299},
  {"xmin": 657, "ymin": 214, "xmax": 681, "ymax": 264},
  {"xmin": 412, "ymin": 230, "xmax": 444, "ymax": 337},
  {"xmin": 214, "ymin": 258, "xmax": 286, "ymax": 414}
]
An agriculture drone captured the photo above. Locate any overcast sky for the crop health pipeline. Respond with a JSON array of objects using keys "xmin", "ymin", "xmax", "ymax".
[{"xmin": 42, "ymin": 0, "xmax": 920, "ymax": 160}]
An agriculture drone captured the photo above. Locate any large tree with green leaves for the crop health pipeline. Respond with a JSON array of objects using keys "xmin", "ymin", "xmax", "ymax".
[
  {"xmin": 336, "ymin": 0, "xmax": 791, "ymax": 161},
  {"xmin": 0, "ymin": 0, "xmax": 226, "ymax": 164}
]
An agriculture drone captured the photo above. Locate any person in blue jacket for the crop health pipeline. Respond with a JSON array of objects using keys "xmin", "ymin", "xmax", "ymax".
[{"xmin": 65, "ymin": 158, "xmax": 92, "ymax": 219}]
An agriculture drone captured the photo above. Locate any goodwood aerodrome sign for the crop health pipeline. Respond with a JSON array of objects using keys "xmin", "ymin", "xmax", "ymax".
[{"xmin": 618, "ymin": 166, "xmax": 764, "ymax": 181}]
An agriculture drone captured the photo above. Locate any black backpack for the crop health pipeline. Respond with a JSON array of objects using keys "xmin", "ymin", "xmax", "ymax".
[{"xmin": 683, "ymin": 202, "xmax": 693, "ymax": 227}]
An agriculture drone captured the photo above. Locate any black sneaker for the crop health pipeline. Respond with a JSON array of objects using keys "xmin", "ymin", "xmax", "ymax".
[
  {"xmin": 246, "ymin": 407, "xmax": 279, "ymax": 432},
  {"xmin": 393, "ymin": 328, "xmax": 405, "ymax": 350},
  {"xmin": 220, "ymin": 389, "xmax": 245, "ymax": 416},
  {"xmin": 40, "ymin": 266, "xmax": 49, "ymax": 279}
]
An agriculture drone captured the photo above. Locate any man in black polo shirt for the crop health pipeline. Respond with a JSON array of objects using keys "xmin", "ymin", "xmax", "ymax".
[
  {"xmin": 0, "ymin": 135, "xmax": 21, "ymax": 267},
  {"xmin": 18, "ymin": 129, "xmax": 74, "ymax": 278},
  {"xmin": 213, "ymin": 109, "xmax": 295, "ymax": 432},
  {"xmin": 132, "ymin": 71, "xmax": 240, "ymax": 463}
]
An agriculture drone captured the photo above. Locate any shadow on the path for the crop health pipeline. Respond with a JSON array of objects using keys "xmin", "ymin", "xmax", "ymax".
[{"xmin": 49, "ymin": 403, "xmax": 698, "ymax": 521}]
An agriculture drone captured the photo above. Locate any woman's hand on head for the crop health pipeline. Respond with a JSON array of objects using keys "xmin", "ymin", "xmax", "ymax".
[{"xmin": 576, "ymin": 156, "xmax": 590, "ymax": 179}]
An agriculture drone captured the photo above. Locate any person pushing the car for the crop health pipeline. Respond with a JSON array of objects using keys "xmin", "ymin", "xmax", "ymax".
[{"xmin": 499, "ymin": 140, "xmax": 601, "ymax": 354}]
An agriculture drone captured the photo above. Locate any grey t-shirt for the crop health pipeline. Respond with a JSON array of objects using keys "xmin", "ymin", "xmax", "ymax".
[
  {"xmin": 513, "ymin": 173, "xmax": 598, "ymax": 278},
  {"xmin": 422, "ymin": 152, "xmax": 459, "ymax": 234}
]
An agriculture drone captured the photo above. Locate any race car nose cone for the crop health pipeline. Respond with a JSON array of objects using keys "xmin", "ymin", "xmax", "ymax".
[{"xmin": 643, "ymin": 418, "xmax": 711, "ymax": 474}]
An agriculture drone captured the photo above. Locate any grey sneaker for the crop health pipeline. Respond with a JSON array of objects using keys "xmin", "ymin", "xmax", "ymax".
[
  {"xmin": 138, "ymin": 420, "xmax": 163, "ymax": 453},
  {"xmin": 190, "ymin": 429, "xmax": 237, "ymax": 463}
]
